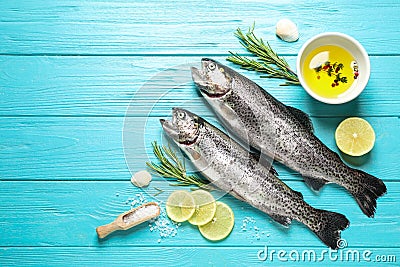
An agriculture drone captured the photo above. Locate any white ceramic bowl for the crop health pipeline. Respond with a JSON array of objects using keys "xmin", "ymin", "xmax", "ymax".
[{"xmin": 296, "ymin": 32, "xmax": 370, "ymax": 104}]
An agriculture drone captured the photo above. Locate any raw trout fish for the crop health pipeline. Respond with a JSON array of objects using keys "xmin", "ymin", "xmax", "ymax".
[
  {"xmin": 191, "ymin": 58, "xmax": 386, "ymax": 218},
  {"xmin": 161, "ymin": 108, "xmax": 349, "ymax": 249}
]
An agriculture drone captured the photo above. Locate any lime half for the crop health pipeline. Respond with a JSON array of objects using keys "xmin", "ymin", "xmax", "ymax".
[
  {"xmin": 198, "ymin": 201, "xmax": 234, "ymax": 241},
  {"xmin": 166, "ymin": 190, "xmax": 195, "ymax": 222},
  {"xmin": 335, "ymin": 117, "xmax": 376, "ymax": 156},
  {"xmin": 188, "ymin": 190, "xmax": 217, "ymax": 226}
]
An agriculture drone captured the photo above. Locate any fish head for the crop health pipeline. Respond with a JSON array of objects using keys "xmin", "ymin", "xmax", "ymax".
[
  {"xmin": 191, "ymin": 58, "xmax": 233, "ymax": 98},
  {"xmin": 160, "ymin": 108, "xmax": 201, "ymax": 146}
]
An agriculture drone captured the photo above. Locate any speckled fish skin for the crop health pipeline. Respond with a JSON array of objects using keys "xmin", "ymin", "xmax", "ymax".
[
  {"xmin": 160, "ymin": 108, "xmax": 349, "ymax": 249},
  {"xmin": 191, "ymin": 58, "xmax": 387, "ymax": 218}
]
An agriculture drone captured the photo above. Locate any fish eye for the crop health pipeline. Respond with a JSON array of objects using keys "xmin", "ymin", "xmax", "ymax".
[
  {"xmin": 208, "ymin": 62, "xmax": 216, "ymax": 71},
  {"xmin": 177, "ymin": 112, "xmax": 185, "ymax": 119}
]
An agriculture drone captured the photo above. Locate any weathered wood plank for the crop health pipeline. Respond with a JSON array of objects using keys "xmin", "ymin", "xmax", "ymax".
[
  {"xmin": 0, "ymin": 181, "xmax": 398, "ymax": 247},
  {"xmin": 0, "ymin": 0, "xmax": 399, "ymax": 55},
  {"xmin": 0, "ymin": 56, "xmax": 399, "ymax": 117},
  {"xmin": 0, "ymin": 246, "xmax": 398, "ymax": 266},
  {"xmin": 0, "ymin": 117, "xmax": 397, "ymax": 181}
]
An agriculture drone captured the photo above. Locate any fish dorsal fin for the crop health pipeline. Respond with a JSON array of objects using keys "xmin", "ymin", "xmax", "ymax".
[
  {"xmin": 269, "ymin": 213, "xmax": 292, "ymax": 227},
  {"xmin": 286, "ymin": 106, "xmax": 314, "ymax": 133},
  {"xmin": 303, "ymin": 176, "xmax": 329, "ymax": 191},
  {"xmin": 269, "ymin": 166, "xmax": 279, "ymax": 177}
]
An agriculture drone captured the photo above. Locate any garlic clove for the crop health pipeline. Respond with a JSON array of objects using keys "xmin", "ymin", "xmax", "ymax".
[
  {"xmin": 276, "ymin": 19, "xmax": 299, "ymax": 43},
  {"xmin": 131, "ymin": 170, "xmax": 152, "ymax": 187}
]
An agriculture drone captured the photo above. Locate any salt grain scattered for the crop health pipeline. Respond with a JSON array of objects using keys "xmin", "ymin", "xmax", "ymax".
[
  {"xmin": 125, "ymin": 192, "xmax": 180, "ymax": 242},
  {"xmin": 241, "ymin": 216, "xmax": 269, "ymax": 241}
]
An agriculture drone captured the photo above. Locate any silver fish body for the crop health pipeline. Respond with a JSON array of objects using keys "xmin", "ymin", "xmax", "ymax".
[
  {"xmin": 161, "ymin": 108, "xmax": 349, "ymax": 249},
  {"xmin": 191, "ymin": 58, "xmax": 387, "ymax": 217}
]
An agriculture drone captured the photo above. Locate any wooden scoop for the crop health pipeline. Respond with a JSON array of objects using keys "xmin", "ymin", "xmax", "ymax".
[{"xmin": 96, "ymin": 202, "xmax": 160, "ymax": 239}]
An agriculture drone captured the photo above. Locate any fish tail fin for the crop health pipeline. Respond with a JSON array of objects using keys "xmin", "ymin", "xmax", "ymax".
[
  {"xmin": 308, "ymin": 209, "xmax": 350, "ymax": 249},
  {"xmin": 350, "ymin": 170, "xmax": 387, "ymax": 217}
]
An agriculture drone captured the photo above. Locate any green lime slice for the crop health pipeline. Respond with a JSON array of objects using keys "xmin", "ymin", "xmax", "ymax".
[
  {"xmin": 198, "ymin": 201, "xmax": 234, "ymax": 241},
  {"xmin": 166, "ymin": 190, "xmax": 195, "ymax": 222},
  {"xmin": 188, "ymin": 190, "xmax": 217, "ymax": 226},
  {"xmin": 335, "ymin": 117, "xmax": 375, "ymax": 156}
]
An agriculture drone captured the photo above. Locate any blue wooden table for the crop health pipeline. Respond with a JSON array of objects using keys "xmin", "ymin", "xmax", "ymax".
[{"xmin": 1, "ymin": 1, "xmax": 399, "ymax": 266}]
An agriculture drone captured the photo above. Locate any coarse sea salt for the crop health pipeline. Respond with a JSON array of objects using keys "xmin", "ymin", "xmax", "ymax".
[
  {"xmin": 123, "ymin": 204, "xmax": 160, "ymax": 224},
  {"xmin": 125, "ymin": 192, "xmax": 179, "ymax": 242},
  {"xmin": 241, "ymin": 216, "xmax": 269, "ymax": 241}
]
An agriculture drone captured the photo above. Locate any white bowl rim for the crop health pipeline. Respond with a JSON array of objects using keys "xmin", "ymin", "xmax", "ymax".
[{"xmin": 296, "ymin": 32, "xmax": 370, "ymax": 104}]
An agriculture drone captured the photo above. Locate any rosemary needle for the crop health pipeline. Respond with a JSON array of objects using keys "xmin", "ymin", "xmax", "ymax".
[
  {"xmin": 227, "ymin": 23, "xmax": 300, "ymax": 86},
  {"xmin": 153, "ymin": 187, "xmax": 164, "ymax": 197},
  {"xmin": 146, "ymin": 141, "xmax": 214, "ymax": 190}
]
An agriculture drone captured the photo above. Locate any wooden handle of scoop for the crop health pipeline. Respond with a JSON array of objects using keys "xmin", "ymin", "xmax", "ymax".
[
  {"xmin": 96, "ymin": 221, "xmax": 121, "ymax": 239},
  {"xmin": 96, "ymin": 202, "xmax": 160, "ymax": 239}
]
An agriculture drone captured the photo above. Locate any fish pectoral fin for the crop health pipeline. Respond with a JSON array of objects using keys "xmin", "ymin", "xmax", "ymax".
[
  {"xmin": 303, "ymin": 176, "xmax": 329, "ymax": 191},
  {"xmin": 269, "ymin": 213, "xmax": 292, "ymax": 227},
  {"xmin": 186, "ymin": 146, "xmax": 201, "ymax": 161},
  {"xmin": 286, "ymin": 106, "xmax": 314, "ymax": 133},
  {"xmin": 230, "ymin": 189, "xmax": 246, "ymax": 202}
]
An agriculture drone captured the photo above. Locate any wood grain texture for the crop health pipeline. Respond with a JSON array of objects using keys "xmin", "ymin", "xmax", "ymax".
[
  {"xmin": 0, "ymin": 0, "xmax": 399, "ymax": 265},
  {"xmin": 0, "ymin": 181, "xmax": 398, "ymax": 248},
  {"xmin": 0, "ymin": 117, "xmax": 398, "ymax": 181},
  {"xmin": 0, "ymin": 0, "xmax": 399, "ymax": 55},
  {"xmin": 0, "ymin": 56, "xmax": 399, "ymax": 117}
]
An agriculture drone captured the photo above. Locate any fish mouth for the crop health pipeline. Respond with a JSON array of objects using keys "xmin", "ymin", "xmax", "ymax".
[
  {"xmin": 191, "ymin": 58, "xmax": 215, "ymax": 83},
  {"xmin": 160, "ymin": 118, "xmax": 179, "ymax": 142},
  {"xmin": 191, "ymin": 66, "xmax": 207, "ymax": 86},
  {"xmin": 191, "ymin": 66, "xmax": 214, "ymax": 98}
]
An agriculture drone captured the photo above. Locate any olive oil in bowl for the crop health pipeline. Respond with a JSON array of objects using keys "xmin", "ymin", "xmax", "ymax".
[
  {"xmin": 302, "ymin": 45, "xmax": 359, "ymax": 99},
  {"xmin": 297, "ymin": 32, "xmax": 370, "ymax": 104}
]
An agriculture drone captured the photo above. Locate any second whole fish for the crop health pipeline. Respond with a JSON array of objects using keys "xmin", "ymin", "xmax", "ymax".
[{"xmin": 161, "ymin": 107, "xmax": 349, "ymax": 249}]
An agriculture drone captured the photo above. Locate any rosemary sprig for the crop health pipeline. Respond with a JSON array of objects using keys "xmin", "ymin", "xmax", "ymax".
[
  {"xmin": 146, "ymin": 141, "xmax": 214, "ymax": 190},
  {"xmin": 227, "ymin": 23, "xmax": 300, "ymax": 86}
]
